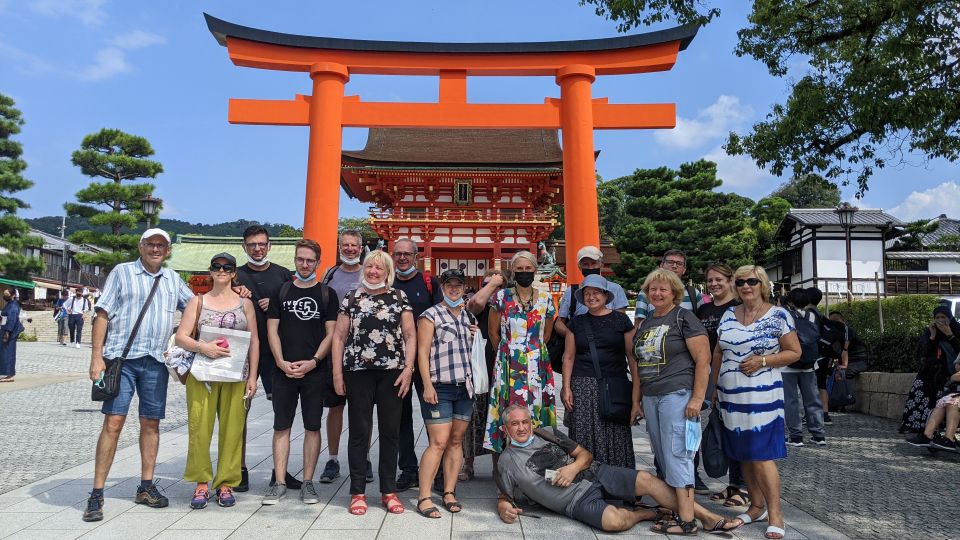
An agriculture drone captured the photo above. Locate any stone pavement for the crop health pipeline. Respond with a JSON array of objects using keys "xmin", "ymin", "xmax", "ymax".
[{"xmin": 0, "ymin": 342, "xmax": 954, "ymax": 539}]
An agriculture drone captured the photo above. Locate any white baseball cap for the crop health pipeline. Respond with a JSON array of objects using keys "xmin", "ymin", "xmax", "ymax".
[
  {"xmin": 576, "ymin": 245, "xmax": 603, "ymax": 262},
  {"xmin": 140, "ymin": 228, "xmax": 171, "ymax": 244}
]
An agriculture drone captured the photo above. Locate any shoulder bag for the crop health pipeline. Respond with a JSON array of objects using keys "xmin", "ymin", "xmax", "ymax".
[
  {"xmin": 92, "ymin": 275, "xmax": 162, "ymax": 402},
  {"xmin": 583, "ymin": 315, "xmax": 633, "ymax": 425},
  {"xmin": 163, "ymin": 294, "xmax": 204, "ymax": 385}
]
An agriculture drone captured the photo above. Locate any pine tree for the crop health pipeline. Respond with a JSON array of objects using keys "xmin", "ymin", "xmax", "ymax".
[{"xmin": 0, "ymin": 93, "xmax": 43, "ymax": 280}]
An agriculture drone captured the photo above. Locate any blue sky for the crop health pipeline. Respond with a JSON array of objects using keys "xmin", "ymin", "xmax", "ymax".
[{"xmin": 2, "ymin": 0, "xmax": 958, "ymax": 226}]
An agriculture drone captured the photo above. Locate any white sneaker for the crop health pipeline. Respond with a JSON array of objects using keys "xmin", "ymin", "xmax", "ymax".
[{"xmin": 75, "ymin": 343, "xmax": 81, "ymax": 349}]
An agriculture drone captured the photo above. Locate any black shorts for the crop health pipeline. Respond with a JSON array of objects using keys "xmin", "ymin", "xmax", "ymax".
[
  {"xmin": 272, "ymin": 365, "xmax": 325, "ymax": 431},
  {"xmin": 318, "ymin": 359, "xmax": 347, "ymax": 408},
  {"xmin": 568, "ymin": 464, "xmax": 637, "ymax": 530}
]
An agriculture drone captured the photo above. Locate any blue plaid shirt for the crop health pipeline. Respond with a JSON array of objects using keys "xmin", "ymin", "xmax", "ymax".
[{"xmin": 96, "ymin": 259, "xmax": 194, "ymax": 362}]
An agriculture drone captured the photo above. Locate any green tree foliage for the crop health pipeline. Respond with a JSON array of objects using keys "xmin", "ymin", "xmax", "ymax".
[
  {"xmin": 609, "ymin": 160, "xmax": 757, "ymax": 291},
  {"xmin": 0, "ymin": 93, "xmax": 43, "ymax": 280},
  {"xmin": 891, "ymin": 219, "xmax": 940, "ymax": 251},
  {"xmin": 66, "ymin": 129, "xmax": 163, "ymax": 269},
  {"xmin": 769, "ymin": 174, "xmax": 841, "ymax": 208},
  {"xmin": 337, "ymin": 217, "xmax": 378, "ymax": 247},
  {"xmin": 750, "ymin": 196, "xmax": 791, "ymax": 263},
  {"xmin": 579, "ymin": 0, "xmax": 718, "ymax": 31},
  {"xmin": 832, "ymin": 295, "xmax": 940, "ymax": 373}
]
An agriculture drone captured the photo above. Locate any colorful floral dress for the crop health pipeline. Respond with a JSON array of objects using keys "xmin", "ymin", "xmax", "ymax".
[{"xmin": 483, "ymin": 288, "xmax": 557, "ymax": 453}]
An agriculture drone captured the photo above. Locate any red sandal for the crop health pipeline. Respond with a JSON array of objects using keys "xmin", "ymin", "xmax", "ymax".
[
  {"xmin": 381, "ymin": 492, "xmax": 404, "ymax": 514},
  {"xmin": 349, "ymin": 494, "xmax": 367, "ymax": 515}
]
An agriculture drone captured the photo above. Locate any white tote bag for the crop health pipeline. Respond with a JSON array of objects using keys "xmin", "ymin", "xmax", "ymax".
[
  {"xmin": 471, "ymin": 333, "xmax": 489, "ymax": 394},
  {"xmin": 190, "ymin": 326, "xmax": 251, "ymax": 383}
]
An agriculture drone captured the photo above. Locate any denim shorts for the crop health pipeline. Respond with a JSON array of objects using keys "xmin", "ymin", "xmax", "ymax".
[
  {"xmin": 642, "ymin": 389, "xmax": 695, "ymax": 488},
  {"xmin": 101, "ymin": 356, "xmax": 170, "ymax": 419},
  {"xmin": 420, "ymin": 382, "xmax": 473, "ymax": 424}
]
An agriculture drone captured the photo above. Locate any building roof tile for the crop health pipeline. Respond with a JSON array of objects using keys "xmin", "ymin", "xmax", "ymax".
[{"xmin": 342, "ymin": 128, "xmax": 565, "ymax": 166}]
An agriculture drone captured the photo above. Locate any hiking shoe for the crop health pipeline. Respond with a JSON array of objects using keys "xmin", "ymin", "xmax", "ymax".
[
  {"xmin": 190, "ymin": 485, "xmax": 210, "ymax": 509},
  {"xmin": 262, "ymin": 483, "xmax": 286, "ymax": 505},
  {"xmin": 396, "ymin": 470, "xmax": 419, "ymax": 491},
  {"xmin": 300, "ymin": 480, "xmax": 320, "ymax": 504},
  {"xmin": 216, "ymin": 486, "xmax": 236, "ymax": 507},
  {"xmin": 694, "ymin": 475, "xmax": 711, "ymax": 495},
  {"xmin": 319, "ymin": 459, "xmax": 340, "ymax": 483},
  {"xmin": 82, "ymin": 492, "xmax": 104, "ymax": 522},
  {"xmin": 931, "ymin": 435, "xmax": 958, "ymax": 452},
  {"xmin": 812, "ymin": 436, "xmax": 827, "ymax": 446},
  {"xmin": 787, "ymin": 437, "xmax": 804, "ymax": 447},
  {"xmin": 235, "ymin": 467, "xmax": 249, "ymax": 492},
  {"xmin": 822, "ymin": 413, "xmax": 833, "ymax": 425},
  {"xmin": 906, "ymin": 433, "xmax": 932, "ymax": 447},
  {"xmin": 269, "ymin": 471, "xmax": 302, "ymax": 490},
  {"xmin": 135, "ymin": 483, "xmax": 169, "ymax": 508},
  {"xmin": 365, "ymin": 460, "xmax": 374, "ymax": 483}
]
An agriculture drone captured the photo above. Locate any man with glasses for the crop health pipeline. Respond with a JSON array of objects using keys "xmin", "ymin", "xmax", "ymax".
[
  {"xmin": 262, "ymin": 239, "xmax": 339, "ymax": 506},
  {"xmin": 82, "ymin": 229, "xmax": 194, "ymax": 522},
  {"xmin": 391, "ymin": 237, "xmax": 442, "ymax": 490},
  {"xmin": 634, "ymin": 250, "xmax": 703, "ymax": 325},
  {"xmin": 235, "ymin": 225, "xmax": 299, "ymax": 491}
]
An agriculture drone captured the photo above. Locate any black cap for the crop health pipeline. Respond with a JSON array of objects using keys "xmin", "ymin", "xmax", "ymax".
[
  {"xmin": 440, "ymin": 268, "xmax": 466, "ymax": 284},
  {"xmin": 210, "ymin": 252, "xmax": 237, "ymax": 265}
]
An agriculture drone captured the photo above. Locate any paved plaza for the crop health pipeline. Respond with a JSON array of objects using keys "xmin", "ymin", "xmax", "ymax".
[{"xmin": 0, "ymin": 342, "xmax": 956, "ymax": 539}]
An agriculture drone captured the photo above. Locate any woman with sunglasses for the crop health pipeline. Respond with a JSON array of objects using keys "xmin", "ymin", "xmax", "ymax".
[
  {"xmin": 176, "ymin": 253, "xmax": 260, "ymax": 509},
  {"xmin": 715, "ymin": 266, "xmax": 801, "ymax": 540}
]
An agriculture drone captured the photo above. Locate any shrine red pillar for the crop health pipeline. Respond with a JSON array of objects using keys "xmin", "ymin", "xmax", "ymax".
[
  {"xmin": 557, "ymin": 64, "xmax": 600, "ymax": 284},
  {"xmin": 304, "ymin": 62, "xmax": 349, "ymax": 271}
]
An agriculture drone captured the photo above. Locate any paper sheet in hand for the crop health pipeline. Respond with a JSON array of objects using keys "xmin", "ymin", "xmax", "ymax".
[{"xmin": 191, "ymin": 326, "xmax": 250, "ymax": 382}]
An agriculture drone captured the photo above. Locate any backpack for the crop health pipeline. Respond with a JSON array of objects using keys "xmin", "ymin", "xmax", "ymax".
[
  {"xmin": 547, "ymin": 285, "xmax": 579, "ymax": 373},
  {"xmin": 422, "ymin": 272, "xmax": 433, "ymax": 295},
  {"xmin": 789, "ymin": 308, "xmax": 820, "ymax": 370},
  {"xmin": 321, "ymin": 266, "xmax": 338, "ymax": 286},
  {"xmin": 685, "ymin": 284, "xmax": 701, "ymax": 311},
  {"xmin": 812, "ymin": 308, "xmax": 846, "ymax": 360}
]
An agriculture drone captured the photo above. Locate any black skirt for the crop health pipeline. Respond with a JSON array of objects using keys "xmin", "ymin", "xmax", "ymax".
[{"xmin": 567, "ymin": 376, "xmax": 635, "ymax": 469}]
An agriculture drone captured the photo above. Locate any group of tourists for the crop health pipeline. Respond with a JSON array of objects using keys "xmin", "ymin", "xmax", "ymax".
[
  {"xmin": 80, "ymin": 224, "xmax": 858, "ymax": 539},
  {"xmin": 54, "ymin": 286, "xmax": 98, "ymax": 348}
]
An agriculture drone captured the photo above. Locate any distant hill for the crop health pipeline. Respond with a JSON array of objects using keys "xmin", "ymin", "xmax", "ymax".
[{"xmin": 26, "ymin": 216, "xmax": 292, "ymax": 239}]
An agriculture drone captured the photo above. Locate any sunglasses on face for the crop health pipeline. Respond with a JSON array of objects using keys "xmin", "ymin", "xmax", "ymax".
[
  {"xmin": 735, "ymin": 278, "xmax": 761, "ymax": 287},
  {"xmin": 210, "ymin": 262, "xmax": 236, "ymax": 272}
]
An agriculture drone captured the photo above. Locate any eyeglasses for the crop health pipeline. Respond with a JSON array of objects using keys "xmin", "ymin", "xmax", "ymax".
[
  {"xmin": 295, "ymin": 257, "xmax": 318, "ymax": 266},
  {"xmin": 661, "ymin": 259, "xmax": 685, "ymax": 268},
  {"xmin": 210, "ymin": 262, "xmax": 236, "ymax": 273},
  {"xmin": 393, "ymin": 251, "xmax": 416, "ymax": 259},
  {"xmin": 141, "ymin": 242, "xmax": 168, "ymax": 251},
  {"xmin": 735, "ymin": 278, "xmax": 762, "ymax": 287},
  {"xmin": 244, "ymin": 242, "xmax": 268, "ymax": 249}
]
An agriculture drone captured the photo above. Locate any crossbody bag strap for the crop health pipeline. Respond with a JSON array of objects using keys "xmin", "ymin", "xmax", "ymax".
[
  {"xmin": 119, "ymin": 274, "xmax": 163, "ymax": 360},
  {"xmin": 580, "ymin": 315, "xmax": 604, "ymax": 381}
]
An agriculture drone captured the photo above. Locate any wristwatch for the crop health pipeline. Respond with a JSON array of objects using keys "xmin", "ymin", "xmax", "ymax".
[
  {"xmin": 312, "ymin": 356, "xmax": 322, "ymax": 364},
  {"xmin": 406, "ymin": 364, "xmax": 415, "ymax": 372}
]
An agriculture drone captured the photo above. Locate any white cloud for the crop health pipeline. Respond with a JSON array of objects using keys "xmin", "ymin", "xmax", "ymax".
[
  {"xmin": 0, "ymin": 41, "xmax": 55, "ymax": 75},
  {"xmin": 655, "ymin": 95, "xmax": 753, "ymax": 150},
  {"xmin": 889, "ymin": 182, "xmax": 960, "ymax": 221},
  {"xmin": 704, "ymin": 145, "xmax": 776, "ymax": 190},
  {"xmin": 29, "ymin": 0, "xmax": 107, "ymax": 26},
  {"xmin": 78, "ymin": 47, "xmax": 128, "ymax": 81},
  {"xmin": 110, "ymin": 30, "xmax": 166, "ymax": 50}
]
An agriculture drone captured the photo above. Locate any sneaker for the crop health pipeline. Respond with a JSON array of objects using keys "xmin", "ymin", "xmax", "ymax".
[
  {"xmin": 82, "ymin": 492, "xmax": 104, "ymax": 522},
  {"xmin": 269, "ymin": 471, "xmax": 302, "ymax": 490},
  {"xmin": 931, "ymin": 435, "xmax": 958, "ymax": 452},
  {"xmin": 787, "ymin": 437, "xmax": 804, "ymax": 447},
  {"xmin": 190, "ymin": 485, "xmax": 210, "ymax": 509},
  {"xmin": 822, "ymin": 413, "xmax": 833, "ymax": 425},
  {"xmin": 235, "ymin": 467, "xmax": 249, "ymax": 492},
  {"xmin": 396, "ymin": 470, "xmax": 419, "ymax": 491},
  {"xmin": 812, "ymin": 436, "xmax": 827, "ymax": 446},
  {"xmin": 694, "ymin": 475, "xmax": 711, "ymax": 495},
  {"xmin": 262, "ymin": 483, "xmax": 286, "ymax": 505},
  {"xmin": 75, "ymin": 343, "xmax": 81, "ymax": 349},
  {"xmin": 216, "ymin": 486, "xmax": 236, "ymax": 507},
  {"xmin": 319, "ymin": 459, "xmax": 340, "ymax": 483},
  {"xmin": 300, "ymin": 480, "xmax": 320, "ymax": 504},
  {"xmin": 365, "ymin": 460, "xmax": 374, "ymax": 483},
  {"xmin": 135, "ymin": 483, "xmax": 169, "ymax": 508},
  {"xmin": 906, "ymin": 433, "xmax": 932, "ymax": 447}
]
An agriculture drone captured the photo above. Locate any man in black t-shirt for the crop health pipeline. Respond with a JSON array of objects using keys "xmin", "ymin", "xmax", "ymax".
[
  {"xmin": 391, "ymin": 237, "xmax": 442, "ymax": 490},
  {"xmin": 261, "ymin": 239, "xmax": 339, "ymax": 506}
]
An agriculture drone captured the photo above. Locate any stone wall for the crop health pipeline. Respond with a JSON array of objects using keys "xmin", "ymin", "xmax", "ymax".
[{"xmin": 851, "ymin": 372, "xmax": 917, "ymax": 420}]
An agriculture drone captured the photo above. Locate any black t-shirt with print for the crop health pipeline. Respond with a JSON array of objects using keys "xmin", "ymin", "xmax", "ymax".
[
  {"xmin": 696, "ymin": 299, "xmax": 739, "ymax": 353},
  {"xmin": 266, "ymin": 282, "xmax": 339, "ymax": 363},
  {"xmin": 569, "ymin": 311, "xmax": 634, "ymax": 379},
  {"xmin": 393, "ymin": 271, "xmax": 442, "ymax": 318},
  {"xmin": 236, "ymin": 263, "xmax": 292, "ymax": 360}
]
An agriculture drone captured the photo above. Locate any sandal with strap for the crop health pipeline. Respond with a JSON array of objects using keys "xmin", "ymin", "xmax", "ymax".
[
  {"xmin": 736, "ymin": 505, "xmax": 768, "ymax": 524},
  {"xmin": 457, "ymin": 462, "xmax": 474, "ymax": 482},
  {"xmin": 710, "ymin": 486, "xmax": 736, "ymax": 502},
  {"xmin": 651, "ymin": 517, "xmax": 699, "ymax": 536},
  {"xmin": 706, "ymin": 517, "xmax": 744, "ymax": 534},
  {"xmin": 765, "ymin": 525, "xmax": 786, "ymax": 539},
  {"xmin": 382, "ymin": 492, "xmax": 404, "ymax": 514},
  {"xmin": 349, "ymin": 494, "xmax": 367, "ymax": 515},
  {"xmin": 416, "ymin": 497, "xmax": 441, "ymax": 519},
  {"xmin": 724, "ymin": 487, "xmax": 750, "ymax": 507},
  {"xmin": 442, "ymin": 491, "xmax": 462, "ymax": 513}
]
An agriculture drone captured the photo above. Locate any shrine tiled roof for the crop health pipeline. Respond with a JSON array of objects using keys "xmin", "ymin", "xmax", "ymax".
[{"xmin": 342, "ymin": 129, "xmax": 565, "ymax": 166}]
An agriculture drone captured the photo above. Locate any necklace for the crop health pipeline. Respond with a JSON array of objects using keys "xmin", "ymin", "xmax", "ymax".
[
  {"xmin": 740, "ymin": 302, "xmax": 768, "ymax": 326},
  {"xmin": 513, "ymin": 287, "xmax": 535, "ymax": 312}
]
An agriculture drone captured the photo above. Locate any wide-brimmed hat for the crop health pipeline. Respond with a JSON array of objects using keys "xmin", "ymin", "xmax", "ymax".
[{"xmin": 575, "ymin": 274, "xmax": 614, "ymax": 305}]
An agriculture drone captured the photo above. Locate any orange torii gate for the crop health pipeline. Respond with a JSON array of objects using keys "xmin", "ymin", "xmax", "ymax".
[{"xmin": 205, "ymin": 14, "xmax": 697, "ymax": 280}]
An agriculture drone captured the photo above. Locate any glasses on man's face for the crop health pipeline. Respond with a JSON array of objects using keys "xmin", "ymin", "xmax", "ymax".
[
  {"xmin": 393, "ymin": 251, "xmax": 416, "ymax": 259},
  {"xmin": 295, "ymin": 257, "xmax": 317, "ymax": 266},
  {"xmin": 735, "ymin": 278, "xmax": 761, "ymax": 287},
  {"xmin": 244, "ymin": 242, "xmax": 268, "ymax": 250},
  {"xmin": 661, "ymin": 259, "xmax": 685, "ymax": 268},
  {"xmin": 141, "ymin": 242, "xmax": 168, "ymax": 252},
  {"xmin": 210, "ymin": 262, "xmax": 236, "ymax": 273}
]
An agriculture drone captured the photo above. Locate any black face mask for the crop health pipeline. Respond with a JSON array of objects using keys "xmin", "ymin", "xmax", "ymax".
[
  {"xmin": 581, "ymin": 267, "xmax": 601, "ymax": 277},
  {"xmin": 514, "ymin": 271, "xmax": 536, "ymax": 287}
]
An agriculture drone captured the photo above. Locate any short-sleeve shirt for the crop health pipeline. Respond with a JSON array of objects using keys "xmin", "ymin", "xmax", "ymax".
[
  {"xmin": 420, "ymin": 304, "xmax": 476, "ymax": 386},
  {"xmin": 696, "ymin": 299, "xmax": 739, "ymax": 353},
  {"xmin": 340, "ymin": 288, "xmax": 412, "ymax": 371},
  {"xmin": 557, "ymin": 281, "xmax": 629, "ymax": 319},
  {"xmin": 96, "ymin": 259, "xmax": 194, "ymax": 362},
  {"xmin": 633, "ymin": 306, "xmax": 707, "ymax": 396},
  {"xmin": 236, "ymin": 263, "xmax": 292, "ymax": 361},
  {"xmin": 568, "ymin": 311, "xmax": 633, "ymax": 379},
  {"xmin": 634, "ymin": 286, "xmax": 704, "ymax": 320},
  {"xmin": 498, "ymin": 428, "xmax": 598, "ymax": 516},
  {"xmin": 324, "ymin": 265, "xmax": 362, "ymax": 302},
  {"xmin": 266, "ymin": 282, "xmax": 339, "ymax": 362},
  {"xmin": 393, "ymin": 271, "xmax": 442, "ymax": 318}
]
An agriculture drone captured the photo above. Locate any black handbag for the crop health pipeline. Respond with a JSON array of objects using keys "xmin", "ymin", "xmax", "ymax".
[
  {"xmin": 547, "ymin": 285, "xmax": 578, "ymax": 373},
  {"xmin": 582, "ymin": 315, "xmax": 633, "ymax": 425},
  {"xmin": 92, "ymin": 275, "xmax": 162, "ymax": 402},
  {"xmin": 702, "ymin": 406, "xmax": 729, "ymax": 478}
]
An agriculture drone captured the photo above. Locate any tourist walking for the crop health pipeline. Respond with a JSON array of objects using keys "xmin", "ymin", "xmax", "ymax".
[
  {"xmin": 65, "ymin": 287, "xmax": 91, "ymax": 348},
  {"xmin": 715, "ymin": 265, "xmax": 801, "ymax": 540},
  {"xmin": 0, "ymin": 288, "xmax": 24, "ymax": 383},
  {"xmin": 332, "ymin": 249, "xmax": 417, "ymax": 515},
  {"xmin": 54, "ymin": 289, "xmax": 69, "ymax": 346},
  {"xmin": 177, "ymin": 253, "xmax": 260, "ymax": 509},
  {"xmin": 82, "ymin": 229, "xmax": 194, "ymax": 522},
  {"xmin": 900, "ymin": 305, "xmax": 960, "ymax": 433},
  {"xmin": 560, "ymin": 274, "xmax": 637, "ymax": 468}
]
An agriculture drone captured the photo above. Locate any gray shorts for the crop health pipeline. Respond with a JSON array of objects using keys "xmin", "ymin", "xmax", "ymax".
[{"xmin": 568, "ymin": 464, "xmax": 637, "ymax": 530}]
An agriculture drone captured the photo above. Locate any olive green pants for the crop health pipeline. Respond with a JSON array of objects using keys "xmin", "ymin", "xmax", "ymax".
[{"xmin": 183, "ymin": 375, "xmax": 246, "ymax": 488}]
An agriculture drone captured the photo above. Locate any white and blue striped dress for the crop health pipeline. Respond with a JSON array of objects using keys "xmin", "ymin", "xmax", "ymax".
[{"xmin": 716, "ymin": 306, "xmax": 795, "ymax": 461}]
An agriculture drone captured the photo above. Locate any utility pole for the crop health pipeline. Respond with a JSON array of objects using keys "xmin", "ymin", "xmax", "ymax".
[{"xmin": 58, "ymin": 214, "xmax": 68, "ymax": 291}]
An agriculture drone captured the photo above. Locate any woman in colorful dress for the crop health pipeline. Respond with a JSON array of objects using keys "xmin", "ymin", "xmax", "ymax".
[
  {"xmin": 899, "ymin": 305, "xmax": 960, "ymax": 433},
  {"xmin": 715, "ymin": 265, "xmax": 801, "ymax": 540},
  {"xmin": 483, "ymin": 250, "xmax": 556, "ymax": 456}
]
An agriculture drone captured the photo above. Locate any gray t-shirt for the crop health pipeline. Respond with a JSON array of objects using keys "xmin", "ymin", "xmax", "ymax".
[
  {"xmin": 497, "ymin": 428, "xmax": 598, "ymax": 516},
  {"xmin": 633, "ymin": 306, "xmax": 706, "ymax": 396},
  {"xmin": 324, "ymin": 265, "xmax": 361, "ymax": 303}
]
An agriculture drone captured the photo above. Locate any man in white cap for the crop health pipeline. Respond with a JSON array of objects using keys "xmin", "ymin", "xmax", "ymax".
[
  {"xmin": 554, "ymin": 246, "xmax": 628, "ymax": 340},
  {"xmin": 82, "ymin": 228, "xmax": 194, "ymax": 522}
]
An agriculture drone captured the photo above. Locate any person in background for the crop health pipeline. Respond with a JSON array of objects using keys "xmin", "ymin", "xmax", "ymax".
[
  {"xmin": 553, "ymin": 245, "xmax": 629, "ymax": 339},
  {"xmin": 805, "ymin": 287, "xmax": 838, "ymax": 425},
  {"xmin": 828, "ymin": 311, "xmax": 870, "ymax": 408},
  {"xmin": 900, "ymin": 305, "xmax": 960, "ymax": 433},
  {"xmin": 55, "ymin": 289, "xmax": 69, "ymax": 346},
  {"xmin": 0, "ymin": 288, "xmax": 24, "ymax": 383},
  {"xmin": 633, "ymin": 249, "xmax": 704, "ymax": 326},
  {"xmin": 65, "ymin": 287, "xmax": 91, "ymax": 348},
  {"xmin": 781, "ymin": 288, "xmax": 826, "ymax": 447},
  {"xmin": 906, "ymin": 356, "xmax": 960, "ymax": 451}
]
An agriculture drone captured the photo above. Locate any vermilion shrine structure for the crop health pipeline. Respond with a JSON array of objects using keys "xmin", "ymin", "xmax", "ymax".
[{"xmin": 205, "ymin": 14, "xmax": 697, "ymax": 281}]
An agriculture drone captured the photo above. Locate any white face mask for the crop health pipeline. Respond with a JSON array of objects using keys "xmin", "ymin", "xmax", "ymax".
[
  {"xmin": 246, "ymin": 256, "xmax": 269, "ymax": 267},
  {"xmin": 341, "ymin": 255, "xmax": 361, "ymax": 265},
  {"xmin": 361, "ymin": 278, "xmax": 385, "ymax": 290}
]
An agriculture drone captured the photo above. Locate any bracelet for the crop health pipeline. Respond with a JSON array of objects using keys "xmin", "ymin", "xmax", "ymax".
[
  {"xmin": 196, "ymin": 340, "xmax": 203, "ymax": 354},
  {"xmin": 406, "ymin": 364, "xmax": 415, "ymax": 371},
  {"xmin": 761, "ymin": 356, "xmax": 767, "ymax": 367}
]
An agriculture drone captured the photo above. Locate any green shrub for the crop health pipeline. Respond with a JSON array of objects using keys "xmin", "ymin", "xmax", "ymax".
[
  {"xmin": 19, "ymin": 332, "xmax": 38, "ymax": 342},
  {"xmin": 829, "ymin": 295, "xmax": 940, "ymax": 373}
]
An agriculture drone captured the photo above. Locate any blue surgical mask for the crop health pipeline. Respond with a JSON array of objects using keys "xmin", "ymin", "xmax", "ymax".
[
  {"xmin": 295, "ymin": 271, "xmax": 316, "ymax": 283},
  {"xmin": 511, "ymin": 435, "xmax": 536, "ymax": 448},
  {"xmin": 396, "ymin": 266, "xmax": 417, "ymax": 277},
  {"xmin": 444, "ymin": 295, "xmax": 464, "ymax": 308},
  {"xmin": 685, "ymin": 419, "xmax": 701, "ymax": 452}
]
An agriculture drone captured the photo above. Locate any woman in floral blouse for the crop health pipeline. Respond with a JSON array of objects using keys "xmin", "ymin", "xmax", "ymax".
[
  {"xmin": 483, "ymin": 250, "xmax": 556, "ymax": 455},
  {"xmin": 332, "ymin": 250, "xmax": 417, "ymax": 516}
]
